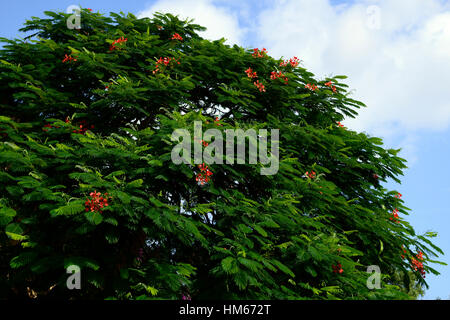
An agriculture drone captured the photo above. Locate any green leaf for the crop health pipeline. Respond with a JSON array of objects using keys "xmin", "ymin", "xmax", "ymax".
[
  {"xmin": 5, "ymin": 223, "xmax": 23, "ymax": 236},
  {"xmin": 10, "ymin": 252, "xmax": 38, "ymax": 268},
  {"xmin": 253, "ymin": 224, "xmax": 268, "ymax": 237},
  {"xmin": 238, "ymin": 257, "xmax": 262, "ymax": 272},
  {"xmin": 50, "ymin": 202, "xmax": 85, "ymax": 216},
  {"xmin": 221, "ymin": 257, "xmax": 239, "ymax": 274},
  {"xmin": 85, "ymin": 210, "xmax": 103, "ymax": 225},
  {"xmin": 117, "ymin": 191, "xmax": 131, "ymax": 204},
  {"xmin": 272, "ymin": 259, "xmax": 295, "ymax": 277},
  {"xmin": 0, "ymin": 207, "xmax": 16, "ymax": 226},
  {"xmin": 127, "ymin": 179, "xmax": 143, "ymax": 188},
  {"xmin": 105, "ymin": 231, "xmax": 119, "ymax": 244}
]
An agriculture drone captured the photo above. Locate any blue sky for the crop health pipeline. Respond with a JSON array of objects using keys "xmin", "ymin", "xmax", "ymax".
[{"xmin": 1, "ymin": 0, "xmax": 449, "ymax": 299}]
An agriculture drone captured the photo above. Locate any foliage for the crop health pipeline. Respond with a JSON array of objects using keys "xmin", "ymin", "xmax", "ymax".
[{"xmin": 0, "ymin": 8, "xmax": 445, "ymax": 299}]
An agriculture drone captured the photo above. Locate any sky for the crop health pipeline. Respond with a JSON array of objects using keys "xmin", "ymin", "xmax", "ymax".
[{"xmin": 1, "ymin": 0, "xmax": 449, "ymax": 299}]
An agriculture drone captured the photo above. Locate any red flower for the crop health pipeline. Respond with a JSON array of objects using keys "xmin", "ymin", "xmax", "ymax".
[
  {"xmin": 171, "ymin": 33, "xmax": 183, "ymax": 41},
  {"xmin": 411, "ymin": 251, "xmax": 426, "ymax": 278},
  {"xmin": 85, "ymin": 191, "xmax": 110, "ymax": 213},
  {"xmin": 252, "ymin": 48, "xmax": 268, "ymax": 58},
  {"xmin": 332, "ymin": 263, "xmax": 343, "ymax": 274},
  {"xmin": 153, "ymin": 57, "xmax": 180, "ymax": 74},
  {"xmin": 196, "ymin": 163, "xmax": 213, "ymax": 185},
  {"xmin": 245, "ymin": 67, "xmax": 258, "ymax": 79},
  {"xmin": 280, "ymin": 56, "xmax": 301, "ymax": 67},
  {"xmin": 270, "ymin": 71, "xmax": 288, "ymax": 84},
  {"xmin": 305, "ymin": 83, "xmax": 318, "ymax": 91},
  {"xmin": 390, "ymin": 208, "xmax": 400, "ymax": 223},
  {"xmin": 289, "ymin": 56, "xmax": 300, "ymax": 67},
  {"xmin": 337, "ymin": 121, "xmax": 344, "ymax": 128},
  {"xmin": 253, "ymin": 80, "xmax": 266, "ymax": 92},
  {"xmin": 72, "ymin": 119, "xmax": 93, "ymax": 135},
  {"xmin": 394, "ymin": 192, "xmax": 402, "ymax": 199},
  {"xmin": 109, "ymin": 36, "xmax": 128, "ymax": 51},
  {"xmin": 87, "ymin": 8, "xmax": 93, "ymax": 12},
  {"xmin": 62, "ymin": 54, "xmax": 77, "ymax": 63},
  {"xmin": 305, "ymin": 171, "xmax": 316, "ymax": 179},
  {"xmin": 42, "ymin": 124, "xmax": 52, "ymax": 132},
  {"xmin": 324, "ymin": 81, "xmax": 337, "ymax": 93}
]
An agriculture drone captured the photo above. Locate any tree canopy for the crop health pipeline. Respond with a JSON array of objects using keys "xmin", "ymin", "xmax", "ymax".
[{"xmin": 0, "ymin": 9, "xmax": 444, "ymax": 300}]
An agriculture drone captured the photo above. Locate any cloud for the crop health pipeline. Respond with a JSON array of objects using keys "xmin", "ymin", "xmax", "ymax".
[
  {"xmin": 136, "ymin": 0, "xmax": 450, "ymax": 164},
  {"xmin": 254, "ymin": 0, "xmax": 450, "ymax": 138},
  {"xmin": 137, "ymin": 0, "xmax": 245, "ymax": 45}
]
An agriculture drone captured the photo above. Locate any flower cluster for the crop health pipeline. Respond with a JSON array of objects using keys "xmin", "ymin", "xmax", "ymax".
[
  {"xmin": 85, "ymin": 191, "xmax": 110, "ymax": 213},
  {"xmin": 42, "ymin": 118, "xmax": 93, "ymax": 134},
  {"xmin": 305, "ymin": 83, "xmax": 318, "ymax": 91},
  {"xmin": 252, "ymin": 48, "xmax": 268, "ymax": 58},
  {"xmin": 171, "ymin": 33, "xmax": 183, "ymax": 41},
  {"xmin": 253, "ymin": 80, "xmax": 266, "ymax": 92},
  {"xmin": 62, "ymin": 54, "xmax": 77, "ymax": 63},
  {"xmin": 72, "ymin": 119, "xmax": 94, "ymax": 134},
  {"xmin": 270, "ymin": 71, "xmax": 288, "ymax": 84},
  {"xmin": 337, "ymin": 121, "xmax": 344, "ymax": 128},
  {"xmin": 43, "ymin": 117, "xmax": 69, "ymax": 132},
  {"xmin": 390, "ymin": 208, "xmax": 400, "ymax": 223},
  {"xmin": 305, "ymin": 171, "xmax": 316, "ymax": 179},
  {"xmin": 280, "ymin": 56, "xmax": 300, "ymax": 68},
  {"xmin": 411, "ymin": 251, "xmax": 426, "ymax": 278},
  {"xmin": 401, "ymin": 245, "xmax": 407, "ymax": 260},
  {"xmin": 244, "ymin": 67, "xmax": 266, "ymax": 92},
  {"xmin": 196, "ymin": 163, "xmax": 213, "ymax": 185},
  {"xmin": 332, "ymin": 262, "xmax": 343, "ymax": 274},
  {"xmin": 153, "ymin": 57, "xmax": 180, "ymax": 74},
  {"xmin": 324, "ymin": 81, "xmax": 337, "ymax": 93},
  {"xmin": 395, "ymin": 192, "xmax": 402, "ymax": 199},
  {"xmin": 245, "ymin": 67, "xmax": 258, "ymax": 79},
  {"xmin": 109, "ymin": 36, "xmax": 128, "ymax": 51},
  {"xmin": 42, "ymin": 123, "xmax": 55, "ymax": 132}
]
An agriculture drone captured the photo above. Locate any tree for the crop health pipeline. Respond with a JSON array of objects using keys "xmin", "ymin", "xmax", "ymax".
[
  {"xmin": 0, "ymin": 8, "xmax": 445, "ymax": 300},
  {"xmin": 392, "ymin": 270, "xmax": 426, "ymax": 299}
]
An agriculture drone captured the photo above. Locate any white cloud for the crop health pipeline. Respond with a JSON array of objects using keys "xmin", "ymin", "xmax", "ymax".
[
  {"xmin": 137, "ymin": 0, "xmax": 244, "ymax": 45},
  {"xmin": 254, "ymin": 0, "xmax": 450, "ymax": 138}
]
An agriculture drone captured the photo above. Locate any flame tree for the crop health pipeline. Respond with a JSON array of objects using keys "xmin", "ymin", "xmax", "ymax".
[{"xmin": 0, "ymin": 9, "xmax": 445, "ymax": 299}]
